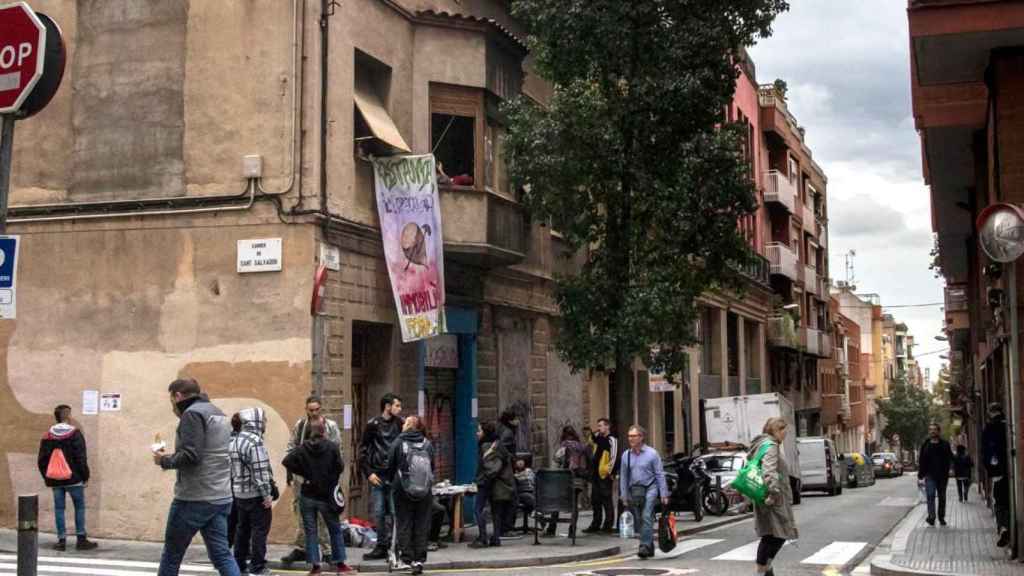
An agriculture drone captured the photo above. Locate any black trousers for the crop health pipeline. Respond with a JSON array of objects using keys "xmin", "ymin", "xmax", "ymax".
[
  {"xmin": 956, "ymin": 478, "xmax": 971, "ymax": 501},
  {"xmin": 395, "ymin": 491, "xmax": 433, "ymax": 564},
  {"xmin": 234, "ymin": 497, "xmax": 273, "ymax": 573},
  {"xmin": 590, "ymin": 477, "xmax": 614, "ymax": 529},
  {"xmin": 756, "ymin": 535, "xmax": 786, "ymax": 566},
  {"xmin": 994, "ymin": 476, "xmax": 1011, "ymax": 532},
  {"xmin": 429, "ymin": 498, "xmax": 447, "ymax": 542}
]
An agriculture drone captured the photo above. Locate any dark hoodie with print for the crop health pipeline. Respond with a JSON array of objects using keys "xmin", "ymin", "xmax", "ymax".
[{"xmin": 38, "ymin": 422, "xmax": 90, "ymax": 487}]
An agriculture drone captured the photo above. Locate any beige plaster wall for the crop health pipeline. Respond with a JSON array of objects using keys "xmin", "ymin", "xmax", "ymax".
[{"xmin": 0, "ymin": 222, "xmax": 315, "ymax": 541}]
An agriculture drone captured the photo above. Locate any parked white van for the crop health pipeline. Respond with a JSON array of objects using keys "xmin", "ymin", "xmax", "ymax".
[{"xmin": 797, "ymin": 437, "xmax": 844, "ymax": 496}]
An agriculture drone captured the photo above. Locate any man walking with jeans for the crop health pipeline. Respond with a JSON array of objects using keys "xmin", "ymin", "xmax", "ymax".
[
  {"xmin": 360, "ymin": 393, "xmax": 403, "ymax": 561},
  {"xmin": 918, "ymin": 422, "xmax": 953, "ymax": 527},
  {"xmin": 620, "ymin": 425, "xmax": 668, "ymax": 559},
  {"xmin": 229, "ymin": 408, "xmax": 275, "ymax": 575},
  {"xmin": 37, "ymin": 404, "xmax": 98, "ymax": 551},
  {"xmin": 153, "ymin": 378, "xmax": 239, "ymax": 576}
]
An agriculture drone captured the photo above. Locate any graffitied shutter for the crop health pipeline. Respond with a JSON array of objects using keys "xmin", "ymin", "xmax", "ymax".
[{"xmin": 424, "ymin": 367, "xmax": 457, "ymax": 482}]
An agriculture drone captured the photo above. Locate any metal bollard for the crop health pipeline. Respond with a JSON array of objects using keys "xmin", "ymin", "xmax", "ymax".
[{"xmin": 17, "ymin": 494, "xmax": 37, "ymax": 576}]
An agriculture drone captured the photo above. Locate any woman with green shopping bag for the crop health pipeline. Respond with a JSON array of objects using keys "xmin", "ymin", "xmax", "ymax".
[{"xmin": 742, "ymin": 417, "xmax": 798, "ymax": 576}]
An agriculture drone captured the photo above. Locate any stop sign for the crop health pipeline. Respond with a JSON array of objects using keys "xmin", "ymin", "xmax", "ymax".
[{"xmin": 0, "ymin": 2, "xmax": 44, "ymax": 115}]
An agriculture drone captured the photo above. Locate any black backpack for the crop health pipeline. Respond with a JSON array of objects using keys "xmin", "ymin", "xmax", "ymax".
[{"xmin": 399, "ymin": 440, "xmax": 434, "ymax": 500}]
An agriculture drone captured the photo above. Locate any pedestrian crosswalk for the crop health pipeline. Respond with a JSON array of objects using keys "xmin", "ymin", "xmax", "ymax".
[
  {"xmin": 0, "ymin": 553, "xmax": 215, "ymax": 576},
  {"xmin": 619, "ymin": 538, "xmax": 869, "ymax": 567}
]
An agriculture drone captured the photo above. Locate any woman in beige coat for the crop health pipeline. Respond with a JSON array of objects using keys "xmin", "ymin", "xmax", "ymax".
[{"xmin": 748, "ymin": 417, "xmax": 798, "ymax": 576}]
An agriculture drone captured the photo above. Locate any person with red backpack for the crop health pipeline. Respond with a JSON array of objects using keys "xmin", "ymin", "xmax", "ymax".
[{"xmin": 37, "ymin": 404, "xmax": 98, "ymax": 551}]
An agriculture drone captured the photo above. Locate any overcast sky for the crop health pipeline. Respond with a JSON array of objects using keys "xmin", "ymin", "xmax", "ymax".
[{"xmin": 749, "ymin": 1, "xmax": 946, "ymax": 386}]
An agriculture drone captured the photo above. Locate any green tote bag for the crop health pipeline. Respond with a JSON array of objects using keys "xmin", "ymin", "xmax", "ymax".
[{"xmin": 732, "ymin": 440, "xmax": 774, "ymax": 505}]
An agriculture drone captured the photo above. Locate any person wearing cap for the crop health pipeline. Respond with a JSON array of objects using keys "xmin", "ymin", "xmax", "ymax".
[
  {"xmin": 282, "ymin": 419, "xmax": 354, "ymax": 574},
  {"xmin": 983, "ymin": 402, "xmax": 1010, "ymax": 547}
]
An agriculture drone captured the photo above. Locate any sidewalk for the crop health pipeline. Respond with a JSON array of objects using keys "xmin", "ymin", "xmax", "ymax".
[
  {"xmin": 0, "ymin": 511, "xmax": 750, "ymax": 572},
  {"xmin": 871, "ymin": 497, "xmax": 1020, "ymax": 576}
]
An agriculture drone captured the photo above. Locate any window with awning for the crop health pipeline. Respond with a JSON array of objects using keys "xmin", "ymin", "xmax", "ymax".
[{"xmin": 354, "ymin": 50, "xmax": 409, "ymax": 155}]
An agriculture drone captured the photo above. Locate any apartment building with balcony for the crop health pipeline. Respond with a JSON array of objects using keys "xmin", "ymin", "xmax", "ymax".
[
  {"xmin": 907, "ymin": 0, "xmax": 1024, "ymax": 553},
  {"xmin": 759, "ymin": 83, "xmax": 833, "ymax": 437},
  {"xmin": 825, "ymin": 297, "xmax": 867, "ymax": 454}
]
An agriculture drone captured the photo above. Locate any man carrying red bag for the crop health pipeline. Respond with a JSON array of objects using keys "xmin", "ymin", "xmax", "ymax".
[{"xmin": 37, "ymin": 404, "xmax": 99, "ymax": 552}]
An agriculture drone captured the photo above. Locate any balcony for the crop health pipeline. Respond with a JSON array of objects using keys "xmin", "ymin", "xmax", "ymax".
[
  {"xmin": 945, "ymin": 284, "xmax": 969, "ymax": 332},
  {"xmin": 820, "ymin": 332, "xmax": 834, "ymax": 359},
  {"xmin": 764, "ymin": 170, "xmax": 797, "ymax": 213},
  {"xmin": 767, "ymin": 242, "xmax": 799, "ymax": 281},
  {"xmin": 804, "ymin": 265, "xmax": 818, "ymax": 295},
  {"xmin": 768, "ymin": 315, "xmax": 800, "ymax": 350},
  {"xmin": 818, "ymin": 276, "xmax": 831, "ymax": 299},
  {"xmin": 738, "ymin": 252, "xmax": 771, "ymax": 286},
  {"xmin": 805, "ymin": 327, "xmax": 821, "ymax": 356},
  {"xmin": 440, "ymin": 186, "xmax": 527, "ymax": 268},
  {"xmin": 819, "ymin": 222, "xmax": 828, "ymax": 248}
]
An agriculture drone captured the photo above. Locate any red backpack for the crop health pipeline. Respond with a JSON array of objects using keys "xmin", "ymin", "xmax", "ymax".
[{"xmin": 45, "ymin": 448, "xmax": 73, "ymax": 481}]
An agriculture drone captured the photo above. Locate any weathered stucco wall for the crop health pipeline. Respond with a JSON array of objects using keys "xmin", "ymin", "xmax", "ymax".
[{"xmin": 0, "ymin": 220, "xmax": 315, "ymax": 541}]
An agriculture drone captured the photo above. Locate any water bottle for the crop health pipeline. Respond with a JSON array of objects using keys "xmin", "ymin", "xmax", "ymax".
[{"xmin": 619, "ymin": 510, "xmax": 634, "ymax": 539}]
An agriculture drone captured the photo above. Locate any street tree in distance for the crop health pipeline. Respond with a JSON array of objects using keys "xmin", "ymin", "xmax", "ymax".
[
  {"xmin": 504, "ymin": 1, "xmax": 789, "ymax": 387},
  {"xmin": 877, "ymin": 375, "xmax": 934, "ymax": 455}
]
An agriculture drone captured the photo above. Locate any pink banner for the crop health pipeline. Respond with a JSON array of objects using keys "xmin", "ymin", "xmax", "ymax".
[{"xmin": 373, "ymin": 154, "xmax": 446, "ymax": 341}]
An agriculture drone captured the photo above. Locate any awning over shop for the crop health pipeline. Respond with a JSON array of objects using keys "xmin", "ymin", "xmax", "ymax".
[{"xmin": 354, "ymin": 85, "xmax": 411, "ymax": 154}]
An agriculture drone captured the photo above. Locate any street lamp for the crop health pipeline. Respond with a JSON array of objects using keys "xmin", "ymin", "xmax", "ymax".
[{"xmin": 782, "ymin": 303, "xmax": 799, "ymax": 310}]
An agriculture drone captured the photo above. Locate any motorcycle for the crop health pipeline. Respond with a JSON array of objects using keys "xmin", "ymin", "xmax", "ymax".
[{"xmin": 662, "ymin": 454, "xmax": 707, "ymax": 521}]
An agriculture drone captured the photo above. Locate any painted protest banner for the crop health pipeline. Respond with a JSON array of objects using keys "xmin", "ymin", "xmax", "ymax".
[{"xmin": 373, "ymin": 154, "xmax": 446, "ymax": 341}]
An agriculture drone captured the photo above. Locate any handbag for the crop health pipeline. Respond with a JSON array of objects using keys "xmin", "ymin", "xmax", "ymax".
[
  {"xmin": 626, "ymin": 451, "xmax": 651, "ymax": 504},
  {"xmin": 658, "ymin": 512, "xmax": 677, "ymax": 553},
  {"xmin": 732, "ymin": 441, "xmax": 774, "ymax": 505}
]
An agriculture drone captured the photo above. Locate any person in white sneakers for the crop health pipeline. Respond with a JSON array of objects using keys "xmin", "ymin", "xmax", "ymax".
[{"xmin": 37, "ymin": 404, "xmax": 98, "ymax": 551}]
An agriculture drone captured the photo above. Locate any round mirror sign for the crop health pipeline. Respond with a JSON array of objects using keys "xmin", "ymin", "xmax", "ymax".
[{"xmin": 978, "ymin": 203, "xmax": 1024, "ymax": 263}]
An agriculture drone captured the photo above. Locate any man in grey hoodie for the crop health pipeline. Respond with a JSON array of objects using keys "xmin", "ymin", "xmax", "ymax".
[
  {"xmin": 229, "ymin": 408, "xmax": 275, "ymax": 575},
  {"xmin": 153, "ymin": 378, "xmax": 239, "ymax": 576}
]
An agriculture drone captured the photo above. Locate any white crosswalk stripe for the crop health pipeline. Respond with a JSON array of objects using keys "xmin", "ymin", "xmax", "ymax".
[
  {"xmin": 712, "ymin": 539, "xmax": 791, "ymax": 562},
  {"xmin": 624, "ymin": 538, "xmax": 724, "ymax": 560},
  {"xmin": 0, "ymin": 553, "xmax": 214, "ymax": 576},
  {"xmin": 800, "ymin": 541, "xmax": 868, "ymax": 565}
]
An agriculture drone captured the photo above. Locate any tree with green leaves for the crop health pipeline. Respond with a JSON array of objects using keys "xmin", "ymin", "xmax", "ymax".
[
  {"xmin": 504, "ymin": 1, "xmax": 789, "ymax": 390},
  {"xmin": 877, "ymin": 376, "xmax": 935, "ymax": 456}
]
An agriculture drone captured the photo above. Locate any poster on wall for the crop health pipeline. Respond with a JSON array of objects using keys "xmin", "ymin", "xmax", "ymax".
[{"xmin": 372, "ymin": 154, "xmax": 446, "ymax": 342}]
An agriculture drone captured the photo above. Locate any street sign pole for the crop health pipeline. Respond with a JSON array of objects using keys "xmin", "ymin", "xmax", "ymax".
[{"xmin": 0, "ymin": 114, "xmax": 15, "ymax": 234}]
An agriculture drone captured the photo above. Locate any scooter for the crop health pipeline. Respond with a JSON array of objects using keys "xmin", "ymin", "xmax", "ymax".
[{"xmin": 662, "ymin": 454, "xmax": 706, "ymax": 521}]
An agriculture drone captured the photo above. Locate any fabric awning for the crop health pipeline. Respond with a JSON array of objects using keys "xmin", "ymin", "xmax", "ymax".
[{"xmin": 354, "ymin": 86, "xmax": 411, "ymax": 153}]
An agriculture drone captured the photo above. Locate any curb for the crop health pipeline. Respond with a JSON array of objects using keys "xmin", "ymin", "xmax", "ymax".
[
  {"xmin": 677, "ymin": 513, "xmax": 753, "ymax": 537},
  {"xmin": 870, "ymin": 554, "xmax": 957, "ymax": 576},
  {"xmin": 323, "ymin": 544, "xmax": 623, "ymax": 572}
]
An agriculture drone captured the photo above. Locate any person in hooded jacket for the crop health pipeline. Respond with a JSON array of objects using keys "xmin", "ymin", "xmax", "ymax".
[
  {"xmin": 282, "ymin": 419, "xmax": 354, "ymax": 575},
  {"xmin": 384, "ymin": 415, "xmax": 435, "ymax": 575},
  {"xmin": 983, "ymin": 402, "xmax": 1010, "ymax": 547},
  {"xmin": 229, "ymin": 408, "xmax": 275, "ymax": 575},
  {"xmin": 37, "ymin": 404, "xmax": 98, "ymax": 551},
  {"xmin": 470, "ymin": 422, "xmax": 513, "ymax": 548},
  {"xmin": 748, "ymin": 417, "xmax": 798, "ymax": 576}
]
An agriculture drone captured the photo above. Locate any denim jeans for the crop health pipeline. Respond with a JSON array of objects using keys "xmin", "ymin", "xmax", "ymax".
[
  {"xmin": 370, "ymin": 483, "xmax": 394, "ymax": 550},
  {"xmin": 158, "ymin": 500, "xmax": 240, "ymax": 576},
  {"xmin": 299, "ymin": 496, "xmax": 346, "ymax": 566},
  {"xmin": 629, "ymin": 486, "xmax": 658, "ymax": 550},
  {"xmin": 925, "ymin": 477, "xmax": 948, "ymax": 521},
  {"xmin": 52, "ymin": 485, "xmax": 86, "ymax": 539},
  {"xmin": 474, "ymin": 481, "xmax": 502, "ymax": 544}
]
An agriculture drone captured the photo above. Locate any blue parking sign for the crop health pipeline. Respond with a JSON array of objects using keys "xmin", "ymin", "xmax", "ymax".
[{"xmin": 0, "ymin": 237, "xmax": 17, "ymax": 289}]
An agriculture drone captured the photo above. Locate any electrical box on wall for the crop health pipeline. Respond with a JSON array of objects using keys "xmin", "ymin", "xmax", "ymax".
[{"xmin": 242, "ymin": 154, "xmax": 263, "ymax": 178}]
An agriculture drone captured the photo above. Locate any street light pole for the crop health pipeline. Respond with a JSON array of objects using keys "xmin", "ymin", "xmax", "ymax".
[{"xmin": 1008, "ymin": 261, "xmax": 1022, "ymax": 555}]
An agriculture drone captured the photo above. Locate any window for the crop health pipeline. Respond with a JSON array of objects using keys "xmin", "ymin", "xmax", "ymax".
[
  {"xmin": 432, "ymin": 113, "xmax": 475, "ymax": 185},
  {"xmin": 353, "ymin": 50, "xmax": 408, "ymax": 155},
  {"xmin": 788, "ymin": 156, "xmax": 799, "ymax": 184}
]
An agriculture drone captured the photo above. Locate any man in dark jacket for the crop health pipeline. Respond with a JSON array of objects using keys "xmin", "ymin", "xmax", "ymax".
[
  {"xmin": 282, "ymin": 420, "xmax": 353, "ymax": 574},
  {"xmin": 153, "ymin": 378, "xmax": 239, "ymax": 576},
  {"xmin": 918, "ymin": 422, "xmax": 953, "ymax": 526},
  {"xmin": 37, "ymin": 404, "xmax": 98, "ymax": 551},
  {"xmin": 585, "ymin": 418, "xmax": 617, "ymax": 533},
  {"xmin": 983, "ymin": 402, "xmax": 1011, "ymax": 547},
  {"xmin": 359, "ymin": 393, "xmax": 403, "ymax": 561},
  {"xmin": 385, "ymin": 415, "xmax": 435, "ymax": 575}
]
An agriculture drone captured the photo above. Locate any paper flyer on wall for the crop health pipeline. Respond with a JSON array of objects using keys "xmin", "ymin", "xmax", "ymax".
[{"xmin": 372, "ymin": 154, "xmax": 447, "ymax": 342}]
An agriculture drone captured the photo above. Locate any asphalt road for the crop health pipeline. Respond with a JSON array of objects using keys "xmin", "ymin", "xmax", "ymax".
[{"xmin": 542, "ymin": 473, "xmax": 920, "ymax": 576}]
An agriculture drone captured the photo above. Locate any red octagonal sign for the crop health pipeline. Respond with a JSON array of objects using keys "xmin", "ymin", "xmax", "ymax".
[{"xmin": 0, "ymin": 2, "xmax": 44, "ymax": 114}]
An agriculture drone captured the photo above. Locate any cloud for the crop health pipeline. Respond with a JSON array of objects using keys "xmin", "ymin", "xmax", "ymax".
[{"xmin": 750, "ymin": 0, "xmax": 947, "ymax": 383}]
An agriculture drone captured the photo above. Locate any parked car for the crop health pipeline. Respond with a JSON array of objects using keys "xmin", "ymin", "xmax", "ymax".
[
  {"xmin": 871, "ymin": 452, "xmax": 903, "ymax": 478},
  {"xmin": 842, "ymin": 452, "xmax": 876, "ymax": 488},
  {"xmin": 697, "ymin": 451, "xmax": 746, "ymax": 489},
  {"xmin": 798, "ymin": 437, "xmax": 844, "ymax": 496}
]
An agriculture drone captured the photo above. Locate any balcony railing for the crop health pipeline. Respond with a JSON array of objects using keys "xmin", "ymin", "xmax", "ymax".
[
  {"xmin": 805, "ymin": 327, "xmax": 821, "ymax": 356},
  {"xmin": 764, "ymin": 170, "xmax": 797, "ymax": 213},
  {"xmin": 804, "ymin": 265, "xmax": 818, "ymax": 295},
  {"xmin": 768, "ymin": 315, "xmax": 800, "ymax": 350},
  {"xmin": 767, "ymin": 242, "xmax": 799, "ymax": 281},
  {"xmin": 737, "ymin": 252, "xmax": 771, "ymax": 286},
  {"xmin": 944, "ymin": 285, "xmax": 968, "ymax": 312},
  {"xmin": 441, "ymin": 186, "xmax": 527, "ymax": 268}
]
